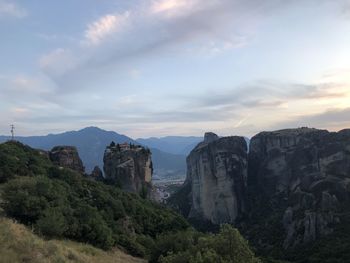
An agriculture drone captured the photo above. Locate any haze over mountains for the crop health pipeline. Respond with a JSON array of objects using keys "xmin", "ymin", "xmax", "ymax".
[
  {"xmin": 0, "ymin": 127, "xmax": 200, "ymax": 176},
  {"xmin": 136, "ymin": 136, "xmax": 203, "ymax": 155}
]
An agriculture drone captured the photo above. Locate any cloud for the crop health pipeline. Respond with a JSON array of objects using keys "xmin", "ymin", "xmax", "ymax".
[
  {"xmin": 0, "ymin": 74, "xmax": 56, "ymax": 108},
  {"xmin": 40, "ymin": 0, "xmax": 350, "ymax": 91},
  {"xmin": 151, "ymin": 0, "xmax": 187, "ymax": 13},
  {"xmin": 0, "ymin": 0, "xmax": 26, "ymax": 18},
  {"xmin": 241, "ymin": 99, "xmax": 286, "ymax": 108},
  {"xmin": 287, "ymin": 83, "xmax": 347, "ymax": 99},
  {"xmin": 2, "ymin": 74, "xmax": 349, "ymax": 137},
  {"xmin": 84, "ymin": 12, "xmax": 130, "ymax": 46},
  {"xmin": 41, "ymin": 0, "xmax": 284, "ymax": 88},
  {"xmin": 270, "ymin": 107, "xmax": 350, "ymax": 131},
  {"xmin": 339, "ymin": 0, "xmax": 350, "ymax": 17},
  {"xmin": 150, "ymin": 0, "xmax": 200, "ymax": 18},
  {"xmin": 187, "ymin": 80, "xmax": 347, "ymax": 111},
  {"xmin": 11, "ymin": 76, "xmax": 37, "ymax": 90},
  {"xmin": 4, "ymin": 106, "xmax": 216, "ymax": 130},
  {"xmin": 0, "ymin": 74, "xmax": 64, "ymax": 135},
  {"xmin": 39, "ymin": 48, "xmax": 78, "ymax": 78},
  {"xmin": 135, "ymin": 108, "xmax": 237, "ymax": 123},
  {"xmin": 99, "ymin": 78, "xmax": 349, "ymax": 127}
]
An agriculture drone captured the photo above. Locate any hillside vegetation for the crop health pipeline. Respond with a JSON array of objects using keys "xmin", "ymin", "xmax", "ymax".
[
  {"xmin": 0, "ymin": 217, "xmax": 145, "ymax": 263},
  {"xmin": 0, "ymin": 141, "xmax": 188, "ymax": 255},
  {"xmin": 0, "ymin": 141, "xmax": 260, "ymax": 262}
]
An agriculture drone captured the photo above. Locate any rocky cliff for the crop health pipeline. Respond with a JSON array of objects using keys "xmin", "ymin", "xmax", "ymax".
[
  {"xmin": 248, "ymin": 127, "xmax": 350, "ymax": 248},
  {"xmin": 103, "ymin": 143, "xmax": 153, "ymax": 195},
  {"xmin": 49, "ymin": 146, "xmax": 85, "ymax": 173},
  {"xmin": 185, "ymin": 132, "xmax": 248, "ymax": 224},
  {"xmin": 173, "ymin": 127, "xmax": 350, "ymax": 251}
]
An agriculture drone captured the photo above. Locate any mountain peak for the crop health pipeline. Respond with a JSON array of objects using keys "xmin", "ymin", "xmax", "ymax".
[{"xmin": 79, "ymin": 126, "xmax": 105, "ymax": 132}]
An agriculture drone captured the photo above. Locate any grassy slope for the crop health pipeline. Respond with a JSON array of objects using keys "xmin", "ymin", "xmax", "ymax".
[{"xmin": 0, "ymin": 217, "xmax": 146, "ymax": 263}]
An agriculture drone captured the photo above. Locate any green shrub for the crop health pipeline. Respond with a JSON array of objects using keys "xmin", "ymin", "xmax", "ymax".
[
  {"xmin": 151, "ymin": 225, "xmax": 260, "ymax": 263},
  {"xmin": 0, "ymin": 141, "xmax": 51, "ymax": 183},
  {"xmin": 36, "ymin": 207, "xmax": 67, "ymax": 238}
]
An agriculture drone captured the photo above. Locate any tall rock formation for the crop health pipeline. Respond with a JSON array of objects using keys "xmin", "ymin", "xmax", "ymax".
[
  {"xmin": 103, "ymin": 143, "xmax": 153, "ymax": 195},
  {"xmin": 248, "ymin": 128, "xmax": 350, "ymax": 248},
  {"xmin": 172, "ymin": 127, "xmax": 350, "ymax": 252},
  {"xmin": 49, "ymin": 146, "xmax": 85, "ymax": 173},
  {"xmin": 89, "ymin": 165, "xmax": 104, "ymax": 181},
  {"xmin": 185, "ymin": 133, "xmax": 248, "ymax": 224}
]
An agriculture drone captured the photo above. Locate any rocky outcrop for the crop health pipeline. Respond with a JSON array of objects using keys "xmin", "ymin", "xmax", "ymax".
[
  {"xmin": 49, "ymin": 146, "xmax": 85, "ymax": 173},
  {"xmin": 103, "ymin": 143, "xmax": 153, "ymax": 195},
  {"xmin": 185, "ymin": 133, "xmax": 248, "ymax": 224},
  {"xmin": 89, "ymin": 165, "xmax": 104, "ymax": 181},
  {"xmin": 248, "ymin": 128, "xmax": 350, "ymax": 248},
  {"xmin": 204, "ymin": 132, "xmax": 219, "ymax": 143}
]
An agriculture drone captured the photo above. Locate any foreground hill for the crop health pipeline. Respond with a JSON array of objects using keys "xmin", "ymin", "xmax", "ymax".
[{"xmin": 0, "ymin": 217, "xmax": 146, "ymax": 263}]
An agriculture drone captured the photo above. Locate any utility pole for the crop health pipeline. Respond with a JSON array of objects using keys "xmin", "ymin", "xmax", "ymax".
[{"xmin": 10, "ymin": 124, "xmax": 15, "ymax": 141}]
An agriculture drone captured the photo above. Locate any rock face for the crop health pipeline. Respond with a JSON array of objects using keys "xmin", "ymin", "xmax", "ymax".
[
  {"xmin": 248, "ymin": 128, "xmax": 350, "ymax": 248},
  {"xmin": 204, "ymin": 132, "xmax": 219, "ymax": 143},
  {"xmin": 174, "ymin": 128, "xmax": 350, "ymax": 250},
  {"xmin": 90, "ymin": 165, "xmax": 104, "ymax": 181},
  {"xmin": 103, "ymin": 143, "xmax": 153, "ymax": 195},
  {"xmin": 49, "ymin": 146, "xmax": 85, "ymax": 173},
  {"xmin": 185, "ymin": 133, "xmax": 248, "ymax": 224}
]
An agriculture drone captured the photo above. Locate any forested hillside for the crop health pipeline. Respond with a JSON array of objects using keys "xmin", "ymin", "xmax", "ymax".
[{"xmin": 0, "ymin": 141, "xmax": 259, "ymax": 263}]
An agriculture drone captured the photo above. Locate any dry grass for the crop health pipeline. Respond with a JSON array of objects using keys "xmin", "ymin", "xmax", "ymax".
[{"xmin": 0, "ymin": 217, "xmax": 146, "ymax": 263}]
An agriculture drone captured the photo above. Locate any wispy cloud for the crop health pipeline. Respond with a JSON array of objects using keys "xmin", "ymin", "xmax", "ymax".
[
  {"xmin": 84, "ymin": 12, "xmax": 130, "ymax": 46},
  {"xmin": 0, "ymin": 0, "xmax": 26, "ymax": 18},
  {"xmin": 0, "ymin": 74, "xmax": 55, "ymax": 106},
  {"xmin": 270, "ymin": 107, "xmax": 350, "ymax": 131},
  {"xmin": 187, "ymin": 80, "xmax": 347, "ymax": 110},
  {"xmin": 39, "ymin": 48, "xmax": 78, "ymax": 78},
  {"xmin": 40, "ymin": 0, "xmax": 279, "ymax": 89},
  {"xmin": 150, "ymin": 0, "xmax": 191, "ymax": 15},
  {"xmin": 340, "ymin": 0, "xmax": 350, "ymax": 18},
  {"xmin": 40, "ymin": 0, "xmax": 350, "ymax": 91}
]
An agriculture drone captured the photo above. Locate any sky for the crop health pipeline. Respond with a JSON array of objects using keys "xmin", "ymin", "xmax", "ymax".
[{"xmin": 0, "ymin": 0, "xmax": 350, "ymax": 138}]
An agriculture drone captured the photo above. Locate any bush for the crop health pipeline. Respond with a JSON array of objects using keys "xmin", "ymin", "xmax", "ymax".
[
  {"xmin": 151, "ymin": 225, "xmax": 260, "ymax": 263},
  {"xmin": 1, "ymin": 172, "xmax": 189, "ymax": 253},
  {"xmin": 36, "ymin": 207, "xmax": 67, "ymax": 238}
]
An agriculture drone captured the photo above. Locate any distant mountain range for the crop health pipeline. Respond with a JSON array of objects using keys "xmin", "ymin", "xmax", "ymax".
[
  {"xmin": 0, "ymin": 127, "xmax": 201, "ymax": 177},
  {"xmin": 136, "ymin": 136, "xmax": 203, "ymax": 155},
  {"xmin": 137, "ymin": 135, "xmax": 250, "ymax": 154}
]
